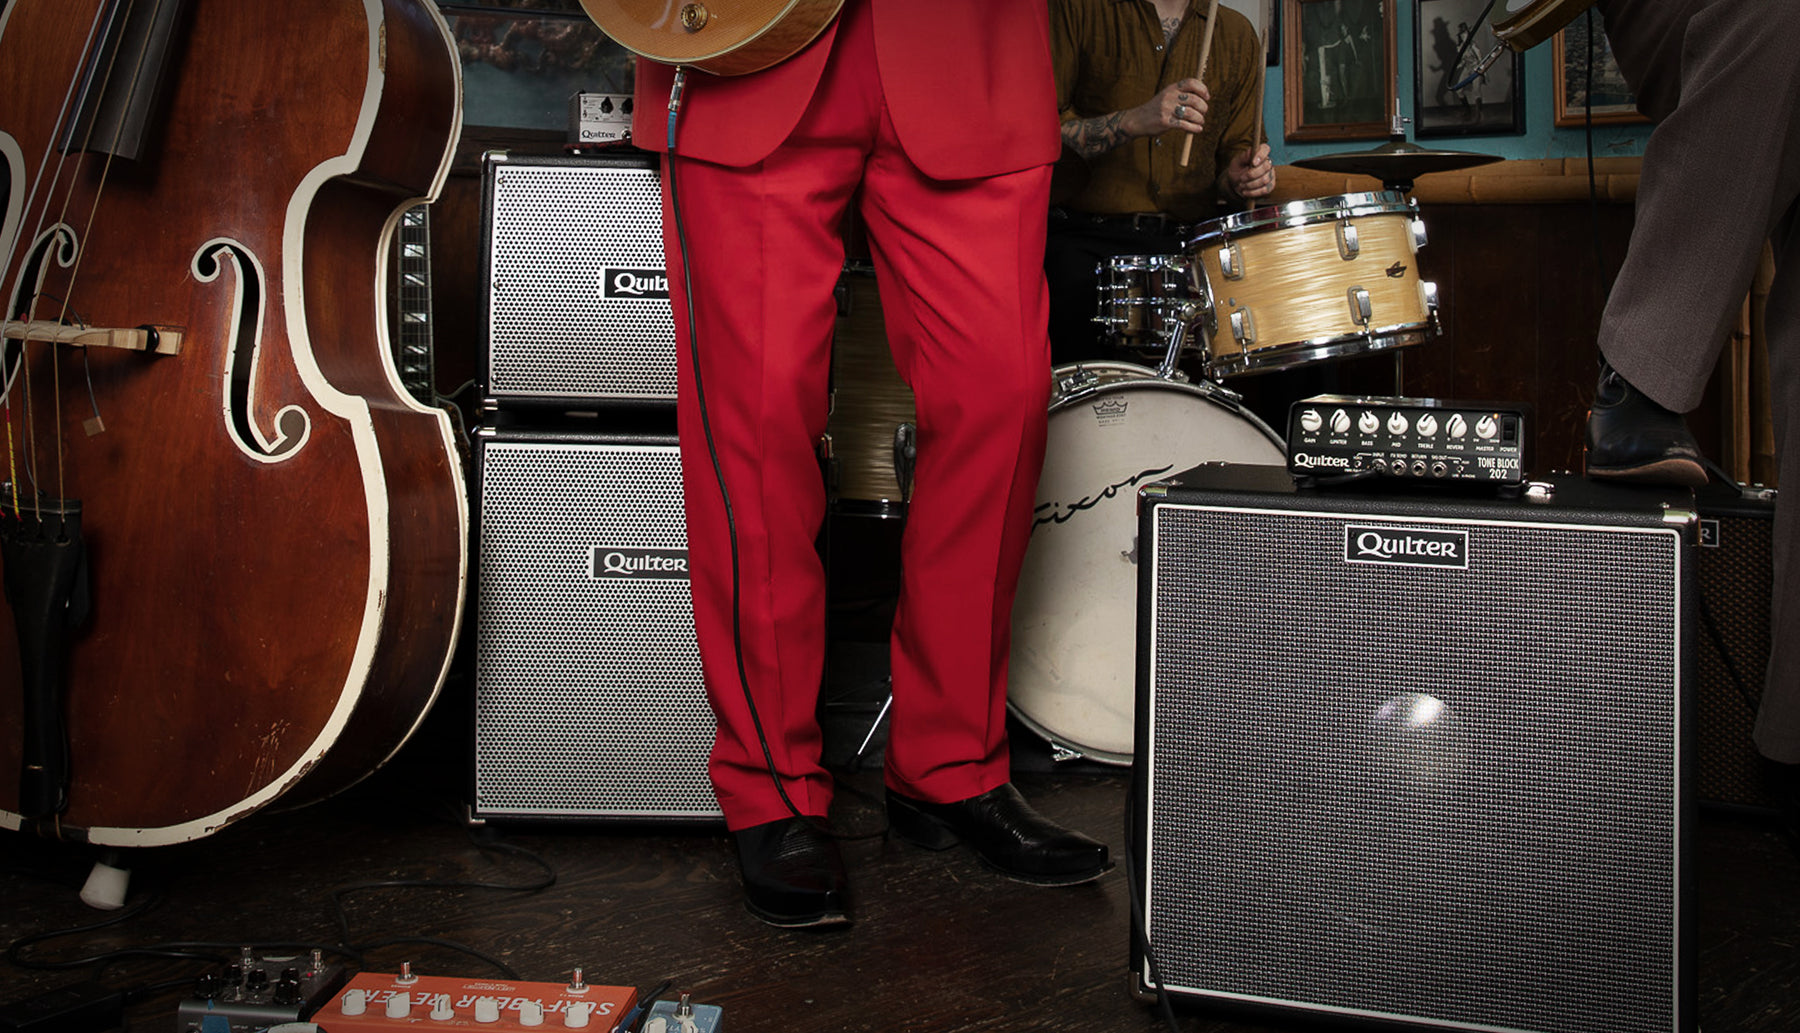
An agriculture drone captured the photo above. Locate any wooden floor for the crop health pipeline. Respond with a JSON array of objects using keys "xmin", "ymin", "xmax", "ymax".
[{"xmin": 3, "ymin": 680, "xmax": 1798, "ymax": 1033}]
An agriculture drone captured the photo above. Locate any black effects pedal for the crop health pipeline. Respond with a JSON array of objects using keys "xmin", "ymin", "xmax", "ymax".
[
  {"xmin": 177, "ymin": 948, "xmax": 349, "ymax": 1033},
  {"xmin": 1286, "ymin": 394, "xmax": 1529, "ymax": 486}
]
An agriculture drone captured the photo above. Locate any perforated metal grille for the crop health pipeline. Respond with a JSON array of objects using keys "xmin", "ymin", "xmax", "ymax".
[
  {"xmin": 473, "ymin": 437, "xmax": 718, "ymax": 819},
  {"xmin": 485, "ymin": 162, "xmax": 675, "ymax": 402},
  {"xmin": 1143, "ymin": 501, "xmax": 1683, "ymax": 1033}
]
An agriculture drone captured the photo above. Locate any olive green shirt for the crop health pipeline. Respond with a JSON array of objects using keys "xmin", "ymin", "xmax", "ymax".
[{"xmin": 1051, "ymin": 0, "xmax": 1263, "ymax": 221}]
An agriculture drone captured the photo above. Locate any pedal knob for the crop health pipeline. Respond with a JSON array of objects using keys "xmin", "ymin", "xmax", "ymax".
[
  {"xmin": 340, "ymin": 989, "xmax": 367, "ymax": 1016},
  {"xmin": 519, "ymin": 1000, "xmax": 545, "ymax": 1026},
  {"xmin": 474, "ymin": 997, "xmax": 501, "ymax": 1023},
  {"xmin": 565, "ymin": 1001, "xmax": 592, "ymax": 1028},
  {"xmin": 431, "ymin": 994, "xmax": 454, "ymax": 1020},
  {"xmin": 387, "ymin": 992, "xmax": 412, "ymax": 1018}
]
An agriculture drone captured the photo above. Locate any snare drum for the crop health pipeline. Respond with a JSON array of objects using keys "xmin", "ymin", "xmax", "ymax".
[
  {"xmin": 1008, "ymin": 363, "xmax": 1285, "ymax": 764},
  {"xmin": 1184, "ymin": 191, "xmax": 1439, "ymax": 379}
]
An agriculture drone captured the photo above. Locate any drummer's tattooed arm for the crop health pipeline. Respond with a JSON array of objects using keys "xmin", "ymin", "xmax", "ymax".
[{"xmin": 1062, "ymin": 114, "xmax": 1131, "ymax": 159}]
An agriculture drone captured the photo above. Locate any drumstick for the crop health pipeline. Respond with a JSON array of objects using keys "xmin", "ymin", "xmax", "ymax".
[{"xmin": 1177, "ymin": 0, "xmax": 1223, "ymax": 167}]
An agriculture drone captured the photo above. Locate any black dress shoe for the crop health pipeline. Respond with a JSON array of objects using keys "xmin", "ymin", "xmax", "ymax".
[
  {"xmin": 732, "ymin": 817, "xmax": 850, "ymax": 928},
  {"xmin": 1584, "ymin": 359, "xmax": 1708, "ymax": 487},
  {"xmin": 886, "ymin": 783, "xmax": 1111, "ymax": 886}
]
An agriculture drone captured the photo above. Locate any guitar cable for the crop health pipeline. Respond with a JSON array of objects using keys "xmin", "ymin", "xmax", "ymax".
[{"xmin": 663, "ymin": 70, "xmax": 818, "ymax": 832}]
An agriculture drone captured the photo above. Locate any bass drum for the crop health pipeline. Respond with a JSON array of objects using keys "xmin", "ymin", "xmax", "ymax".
[{"xmin": 1009, "ymin": 363, "xmax": 1285, "ymax": 764}]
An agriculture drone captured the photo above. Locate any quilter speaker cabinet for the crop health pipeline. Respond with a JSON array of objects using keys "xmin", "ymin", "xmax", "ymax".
[
  {"xmin": 1134, "ymin": 465, "xmax": 1695, "ymax": 1033},
  {"xmin": 470, "ymin": 427, "xmax": 720, "ymax": 822},
  {"xmin": 478, "ymin": 151, "xmax": 675, "ymax": 411},
  {"xmin": 1693, "ymin": 483, "xmax": 1781, "ymax": 809}
]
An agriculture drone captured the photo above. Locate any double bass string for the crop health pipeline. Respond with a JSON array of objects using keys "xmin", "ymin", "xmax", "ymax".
[
  {"xmin": 0, "ymin": 1, "xmax": 115, "ymax": 517},
  {"xmin": 7, "ymin": 0, "xmax": 171, "ymax": 515}
]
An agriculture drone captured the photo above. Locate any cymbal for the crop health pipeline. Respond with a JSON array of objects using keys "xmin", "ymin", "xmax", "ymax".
[{"xmin": 1293, "ymin": 141, "xmax": 1503, "ymax": 189}]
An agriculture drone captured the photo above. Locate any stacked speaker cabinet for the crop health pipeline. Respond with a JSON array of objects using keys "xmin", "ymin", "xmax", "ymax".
[
  {"xmin": 1134, "ymin": 464, "xmax": 1695, "ymax": 1033},
  {"xmin": 479, "ymin": 151, "xmax": 675, "ymax": 411},
  {"xmin": 470, "ymin": 151, "xmax": 720, "ymax": 822}
]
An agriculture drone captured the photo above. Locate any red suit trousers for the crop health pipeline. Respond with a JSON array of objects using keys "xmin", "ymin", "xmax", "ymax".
[{"xmin": 659, "ymin": 7, "xmax": 1054, "ymax": 830}]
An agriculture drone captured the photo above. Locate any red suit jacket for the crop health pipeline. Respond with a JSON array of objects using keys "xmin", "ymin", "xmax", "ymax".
[{"xmin": 630, "ymin": 0, "xmax": 1061, "ymax": 179}]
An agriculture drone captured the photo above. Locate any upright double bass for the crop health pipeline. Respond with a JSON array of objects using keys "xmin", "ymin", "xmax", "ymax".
[{"xmin": 0, "ymin": 0, "xmax": 468, "ymax": 846}]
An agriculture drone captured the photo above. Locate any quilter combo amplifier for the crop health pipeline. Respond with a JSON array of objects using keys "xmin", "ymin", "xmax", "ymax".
[
  {"xmin": 479, "ymin": 151, "xmax": 674, "ymax": 410},
  {"xmin": 470, "ymin": 428, "xmax": 719, "ymax": 822},
  {"xmin": 1135, "ymin": 464, "xmax": 1695, "ymax": 1033}
]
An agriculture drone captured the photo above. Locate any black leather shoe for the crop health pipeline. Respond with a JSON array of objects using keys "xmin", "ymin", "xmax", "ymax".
[
  {"xmin": 886, "ymin": 783, "xmax": 1111, "ymax": 886},
  {"xmin": 732, "ymin": 817, "xmax": 851, "ymax": 929},
  {"xmin": 1584, "ymin": 360, "xmax": 1708, "ymax": 487}
]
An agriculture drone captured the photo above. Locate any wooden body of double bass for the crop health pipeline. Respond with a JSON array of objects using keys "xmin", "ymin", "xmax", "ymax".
[{"xmin": 0, "ymin": 0, "xmax": 468, "ymax": 846}]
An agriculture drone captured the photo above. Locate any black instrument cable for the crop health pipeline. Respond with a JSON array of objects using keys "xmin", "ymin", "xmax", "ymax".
[{"xmin": 664, "ymin": 68, "xmax": 883, "ymax": 842}]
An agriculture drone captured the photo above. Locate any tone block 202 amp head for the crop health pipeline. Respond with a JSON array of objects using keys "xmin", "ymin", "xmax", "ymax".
[
  {"xmin": 1135, "ymin": 466, "xmax": 1695, "ymax": 1033},
  {"xmin": 471, "ymin": 428, "xmax": 719, "ymax": 822},
  {"xmin": 479, "ymin": 152, "xmax": 675, "ymax": 410}
]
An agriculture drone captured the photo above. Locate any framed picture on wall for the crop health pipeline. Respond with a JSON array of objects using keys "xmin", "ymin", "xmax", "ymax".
[
  {"xmin": 1282, "ymin": 0, "xmax": 1395, "ymax": 142},
  {"xmin": 1553, "ymin": 8, "xmax": 1650, "ymax": 126},
  {"xmin": 1413, "ymin": 0, "xmax": 1524, "ymax": 137}
]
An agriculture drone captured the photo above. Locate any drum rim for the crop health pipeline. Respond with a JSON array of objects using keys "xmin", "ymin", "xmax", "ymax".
[
  {"xmin": 1184, "ymin": 190, "xmax": 1417, "ymax": 247},
  {"xmin": 1205, "ymin": 326, "xmax": 1433, "ymax": 378},
  {"xmin": 1049, "ymin": 361, "xmax": 1262, "ymax": 416},
  {"xmin": 1005, "ymin": 705, "xmax": 1134, "ymax": 767}
]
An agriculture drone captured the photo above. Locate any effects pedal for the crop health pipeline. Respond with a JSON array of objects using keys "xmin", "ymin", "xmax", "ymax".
[
  {"xmin": 177, "ymin": 949, "xmax": 349, "ymax": 1033},
  {"xmin": 1286, "ymin": 394, "xmax": 1529, "ymax": 485},
  {"xmin": 641, "ymin": 994, "xmax": 724, "ymax": 1033},
  {"xmin": 315, "ymin": 966, "xmax": 635, "ymax": 1031}
]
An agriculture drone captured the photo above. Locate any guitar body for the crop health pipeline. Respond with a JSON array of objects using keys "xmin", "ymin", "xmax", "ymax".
[
  {"xmin": 1491, "ymin": 0, "xmax": 1599, "ymax": 51},
  {"xmin": 0, "ymin": 0, "xmax": 468, "ymax": 846},
  {"xmin": 578, "ymin": 0, "xmax": 843, "ymax": 75}
]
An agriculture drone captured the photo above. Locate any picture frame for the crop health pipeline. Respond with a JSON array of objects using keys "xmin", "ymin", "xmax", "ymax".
[
  {"xmin": 1282, "ymin": 0, "xmax": 1395, "ymax": 143},
  {"xmin": 1553, "ymin": 8, "xmax": 1650, "ymax": 126},
  {"xmin": 1413, "ymin": 0, "xmax": 1525, "ymax": 137}
]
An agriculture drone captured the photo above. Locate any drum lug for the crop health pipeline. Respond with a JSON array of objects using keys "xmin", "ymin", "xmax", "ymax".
[
  {"xmin": 1056, "ymin": 364, "xmax": 1103, "ymax": 396},
  {"xmin": 1217, "ymin": 241, "xmax": 1244, "ymax": 280},
  {"xmin": 1411, "ymin": 216, "xmax": 1429, "ymax": 251},
  {"xmin": 1421, "ymin": 280, "xmax": 1441, "ymax": 329},
  {"xmin": 1336, "ymin": 222, "xmax": 1361, "ymax": 260},
  {"xmin": 1347, "ymin": 286, "xmax": 1373, "ymax": 327},
  {"xmin": 1229, "ymin": 307, "xmax": 1255, "ymax": 346},
  {"xmin": 1049, "ymin": 742, "xmax": 1086, "ymax": 764}
]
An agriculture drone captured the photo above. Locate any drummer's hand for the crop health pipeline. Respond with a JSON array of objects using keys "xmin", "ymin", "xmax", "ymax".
[
  {"xmin": 1224, "ymin": 144, "xmax": 1276, "ymax": 200},
  {"xmin": 1132, "ymin": 79, "xmax": 1209, "ymax": 138}
]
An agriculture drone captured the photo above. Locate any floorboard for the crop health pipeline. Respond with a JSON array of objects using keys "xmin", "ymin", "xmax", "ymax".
[{"xmin": 4, "ymin": 694, "xmax": 1798, "ymax": 1033}]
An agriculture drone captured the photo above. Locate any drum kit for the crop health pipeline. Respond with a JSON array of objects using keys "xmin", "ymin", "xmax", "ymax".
[{"xmin": 827, "ymin": 138, "xmax": 1501, "ymax": 766}]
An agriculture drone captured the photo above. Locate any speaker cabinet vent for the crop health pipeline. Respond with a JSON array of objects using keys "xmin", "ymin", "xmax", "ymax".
[
  {"xmin": 1136, "ymin": 467, "xmax": 1693, "ymax": 1033},
  {"xmin": 472, "ymin": 430, "xmax": 718, "ymax": 821},
  {"xmin": 480, "ymin": 153, "xmax": 675, "ymax": 408}
]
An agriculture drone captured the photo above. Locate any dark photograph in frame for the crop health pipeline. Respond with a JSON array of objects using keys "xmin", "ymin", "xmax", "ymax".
[
  {"xmin": 1414, "ymin": 0, "xmax": 1524, "ymax": 137},
  {"xmin": 1553, "ymin": 8, "xmax": 1650, "ymax": 126},
  {"xmin": 1283, "ymin": 0, "xmax": 1395, "ymax": 142}
]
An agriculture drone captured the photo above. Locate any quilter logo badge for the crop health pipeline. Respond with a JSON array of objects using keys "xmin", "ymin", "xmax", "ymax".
[
  {"xmin": 591, "ymin": 547, "xmax": 689, "ymax": 580},
  {"xmin": 600, "ymin": 268, "xmax": 669, "ymax": 300},
  {"xmin": 1343, "ymin": 525, "xmax": 1468, "ymax": 569}
]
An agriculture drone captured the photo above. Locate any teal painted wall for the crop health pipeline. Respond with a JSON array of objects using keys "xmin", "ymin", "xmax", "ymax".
[{"xmin": 1265, "ymin": 3, "xmax": 1651, "ymax": 167}]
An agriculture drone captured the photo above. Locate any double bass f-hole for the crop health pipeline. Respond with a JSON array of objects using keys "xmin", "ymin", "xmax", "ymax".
[{"xmin": 193, "ymin": 239, "xmax": 308, "ymax": 460}]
